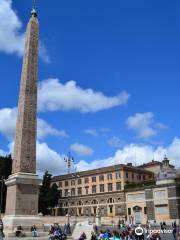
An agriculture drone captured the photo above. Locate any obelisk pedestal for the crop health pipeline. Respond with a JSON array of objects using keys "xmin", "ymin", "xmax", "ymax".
[
  {"xmin": 3, "ymin": 173, "xmax": 42, "ymax": 235},
  {"xmin": 3, "ymin": 6, "xmax": 44, "ymax": 236}
]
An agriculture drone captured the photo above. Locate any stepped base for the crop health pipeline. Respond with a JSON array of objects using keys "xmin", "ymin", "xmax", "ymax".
[{"xmin": 3, "ymin": 215, "xmax": 45, "ymax": 237}]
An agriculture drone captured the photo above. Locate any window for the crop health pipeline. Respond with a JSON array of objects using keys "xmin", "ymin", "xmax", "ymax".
[
  {"xmin": 99, "ymin": 175, "xmax": 104, "ymax": 181},
  {"xmin": 92, "ymin": 185, "xmax": 96, "ymax": 194},
  {"xmin": 116, "ymin": 171, "xmax": 121, "ymax": 179},
  {"xmin": 78, "ymin": 187, "xmax": 82, "ymax": 195},
  {"xmin": 59, "ymin": 182, "xmax": 62, "ymax": 188},
  {"xmin": 92, "ymin": 176, "xmax": 96, "ymax": 183},
  {"xmin": 155, "ymin": 205, "xmax": 168, "ymax": 214},
  {"xmin": 154, "ymin": 190, "xmax": 166, "ymax": 199},
  {"xmin": 65, "ymin": 181, "xmax": 69, "ymax": 187},
  {"xmin": 59, "ymin": 190, "xmax": 62, "ymax": 197},
  {"xmin": 85, "ymin": 186, "xmax": 89, "ymax": 195},
  {"xmin": 85, "ymin": 177, "xmax": 89, "ymax": 184},
  {"xmin": 128, "ymin": 208, "xmax": 131, "ymax": 215},
  {"xmin": 144, "ymin": 207, "xmax": 147, "ymax": 214},
  {"xmin": 100, "ymin": 184, "xmax": 104, "ymax": 193},
  {"xmin": 71, "ymin": 188, "xmax": 75, "ymax": 196},
  {"xmin": 78, "ymin": 179, "xmax": 82, "ymax": 185},
  {"xmin": 108, "ymin": 183, "xmax": 113, "ymax": 192},
  {"xmin": 116, "ymin": 182, "xmax": 121, "ymax": 191},
  {"xmin": 126, "ymin": 172, "xmax": 129, "ymax": 178},
  {"xmin": 71, "ymin": 180, "xmax": 75, "ymax": 186},
  {"xmin": 65, "ymin": 189, "xmax": 68, "ymax": 197},
  {"xmin": 132, "ymin": 173, "xmax": 134, "ymax": 179},
  {"xmin": 92, "ymin": 199, "xmax": 98, "ymax": 205},
  {"xmin": 107, "ymin": 173, "xmax": 112, "ymax": 180},
  {"xmin": 107, "ymin": 198, "xmax": 114, "ymax": 203},
  {"xmin": 127, "ymin": 193, "xmax": 145, "ymax": 201},
  {"xmin": 109, "ymin": 206, "xmax": 113, "ymax": 214}
]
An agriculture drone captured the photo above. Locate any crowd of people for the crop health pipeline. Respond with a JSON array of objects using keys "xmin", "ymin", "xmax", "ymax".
[
  {"xmin": 48, "ymin": 223, "xmax": 71, "ymax": 240},
  {"xmin": 0, "ymin": 218, "xmax": 180, "ymax": 240},
  {"xmin": 78, "ymin": 222, "xmax": 180, "ymax": 240}
]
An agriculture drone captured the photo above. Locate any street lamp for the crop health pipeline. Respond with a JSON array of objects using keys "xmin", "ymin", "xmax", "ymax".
[
  {"xmin": 64, "ymin": 152, "xmax": 74, "ymax": 229},
  {"xmin": 72, "ymin": 167, "xmax": 80, "ymax": 224},
  {"xmin": 67, "ymin": 189, "xmax": 71, "ymax": 226},
  {"xmin": 0, "ymin": 176, "xmax": 5, "ymax": 219},
  {"xmin": 64, "ymin": 152, "xmax": 74, "ymax": 174}
]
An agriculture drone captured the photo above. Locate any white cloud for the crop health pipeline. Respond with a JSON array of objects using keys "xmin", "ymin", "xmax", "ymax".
[
  {"xmin": 84, "ymin": 129, "xmax": 98, "ymax": 137},
  {"xmin": 1, "ymin": 138, "xmax": 180, "ymax": 175},
  {"xmin": 38, "ymin": 79, "xmax": 130, "ymax": 113},
  {"xmin": 76, "ymin": 138, "xmax": 180, "ymax": 171},
  {"xmin": 126, "ymin": 112, "xmax": 167, "ymax": 139},
  {"xmin": 37, "ymin": 118, "xmax": 68, "ymax": 139},
  {"xmin": 0, "ymin": 107, "xmax": 67, "ymax": 140},
  {"xmin": 0, "ymin": 107, "xmax": 17, "ymax": 140},
  {"xmin": 70, "ymin": 143, "xmax": 94, "ymax": 156},
  {"xmin": 6, "ymin": 140, "xmax": 67, "ymax": 175},
  {"xmin": 36, "ymin": 141, "xmax": 66, "ymax": 175},
  {"xmin": 0, "ymin": 0, "xmax": 49, "ymax": 62},
  {"xmin": 107, "ymin": 136, "xmax": 123, "ymax": 148}
]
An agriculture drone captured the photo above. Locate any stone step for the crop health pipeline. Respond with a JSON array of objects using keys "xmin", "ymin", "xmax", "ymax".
[{"xmin": 72, "ymin": 224, "xmax": 94, "ymax": 240}]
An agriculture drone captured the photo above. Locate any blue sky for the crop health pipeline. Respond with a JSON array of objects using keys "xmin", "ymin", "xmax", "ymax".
[{"xmin": 0, "ymin": 0, "xmax": 180, "ymax": 174}]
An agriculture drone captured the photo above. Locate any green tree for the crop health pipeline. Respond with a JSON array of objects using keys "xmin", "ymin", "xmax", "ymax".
[
  {"xmin": 0, "ymin": 155, "xmax": 12, "ymax": 212},
  {"xmin": 38, "ymin": 171, "xmax": 60, "ymax": 215}
]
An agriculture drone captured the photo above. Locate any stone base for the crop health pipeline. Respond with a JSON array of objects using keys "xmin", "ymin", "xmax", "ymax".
[
  {"xmin": 5, "ymin": 172, "xmax": 41, "ymax": 216},
  {"xmin": 3, "ymin": 215, "xmax": 44, "ymax": 237},
  {"xmin": 3, "ymin": 172, "xmax": 43, "ymax": 237}
]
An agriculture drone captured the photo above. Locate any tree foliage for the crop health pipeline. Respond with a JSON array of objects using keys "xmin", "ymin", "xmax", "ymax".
[
  {"xmin": 38, "ymin": 171, "xmax": 60, "ymax": 215},
  {"xmin": 0, "ymin": 155, "xmax": 12, "ymax": 212}
]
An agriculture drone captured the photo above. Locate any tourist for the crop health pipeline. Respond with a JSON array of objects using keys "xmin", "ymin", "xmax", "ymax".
[
  {"xmin": 79, "ymin": 232, "xmax": 87, "ymax": 240},
  {"xmin": 49, "ymin": 225, "xmax": 55, "ymax": 240},
  {"xmin": 103, "ymin": 230, "xmax": 110, "ymax": 240},
  {"xmin": 14, "ymin": 225, "xmax": 25, "ymax": 237},
  {"xmin": 91, "ymin": 231, "xmax": 97, "ymax": 240},
  {"xmin": 98, "ymin": 230, "xmax": 104, "ymax": 240},
  {"xmin": 112, "ymin": 230, "xmax": 121, "ymax": 240},
  {"xmin": 177, "ymin": 227, "xmax": 180, "ymax": 240},
  {"xmin": 172, "ymin": 222, "xmax": 177, "ymax": 240},
  {"xmin": 0, "ymin": 219, "xmax": 4, "ymax": 240},
  {"xmin": 31, "ymin": 224, "xmax": 38, "ymax": 237},
  {"xmin": 67, "ymin": 222, "xmax": 71, "ymax": 234}
]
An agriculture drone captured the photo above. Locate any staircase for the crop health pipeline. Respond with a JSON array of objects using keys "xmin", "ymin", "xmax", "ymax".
[{"xmin": 72, "ymin": 223, "xmax": 94, "ymax": 240}]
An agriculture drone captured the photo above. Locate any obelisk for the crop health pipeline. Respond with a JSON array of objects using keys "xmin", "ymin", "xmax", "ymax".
[{"xmin": 3, "ymin": 4, "xmax": 42, "ymax": 236}]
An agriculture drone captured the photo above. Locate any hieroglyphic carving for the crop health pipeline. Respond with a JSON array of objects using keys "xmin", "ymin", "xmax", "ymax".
[{"xmin": 12, "ymin": 15, "xmax": 39, "ymax": 174}]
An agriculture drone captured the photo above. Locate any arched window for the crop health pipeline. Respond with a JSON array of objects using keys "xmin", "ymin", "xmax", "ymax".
[
  {"xmin": 77, "ymin": 200, "xmax": 83, "ymax": 206},
  {"xmin": 107, "ymin": 198, "xmax": 114, "ymax": 204},
  {"xmin": 91, "ymin": 199, "xmax": 99, "ymax": 205}
]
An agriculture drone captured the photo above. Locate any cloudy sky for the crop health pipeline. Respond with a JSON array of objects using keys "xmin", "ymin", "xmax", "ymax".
[{"xmin": 0, "ymin": 0, "xmax": 180, "ymax": 175}]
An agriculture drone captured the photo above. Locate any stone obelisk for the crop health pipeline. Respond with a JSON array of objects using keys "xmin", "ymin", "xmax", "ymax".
[{"xmin": 3, "ymin": 5, "xmax": 42, "ymax": 236}]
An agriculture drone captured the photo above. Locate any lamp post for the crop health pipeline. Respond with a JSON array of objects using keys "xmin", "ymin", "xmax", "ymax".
[
  {"xmin": 64, "ymin": 152, "xmax": 74, "ymax": 174},
  {"xmin": 72, "ymin": 167, "xmax": 80, "ymax": 224},
  {"xmin": 67, "ymin": 189, "xmax": 71, "ymax": 226},
  {"xmin": 0, "ymin": 176, "xmax": 4, "ymax": 219},
  {"xmin": 64, "ymin": 152, "xmax": 74, "ymax": 228}
]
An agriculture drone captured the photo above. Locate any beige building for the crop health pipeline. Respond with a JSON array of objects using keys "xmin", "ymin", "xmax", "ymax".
[{"xmin": 51, "ymin": 157, "xmax": 180, "ymax": 225}]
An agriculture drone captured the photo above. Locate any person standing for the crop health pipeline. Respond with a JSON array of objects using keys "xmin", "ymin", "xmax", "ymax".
[
  {"xmin": 0, "ymin": 219, "xmax": 4, "ymax": 240},
  {"xmin": 172, "ymin": 222, "xmax": 177, "ymax": 240}
]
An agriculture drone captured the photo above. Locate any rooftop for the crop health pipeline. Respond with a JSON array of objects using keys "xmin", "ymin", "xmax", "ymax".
[{"xmin": 52, "ymin": 163, "xmax": 153, "ymax": 182}]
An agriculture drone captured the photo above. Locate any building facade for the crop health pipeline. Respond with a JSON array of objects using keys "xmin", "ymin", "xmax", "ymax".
[{"xmin": 51, "ymin": 158, "xmax": 180, "ymax": 225}]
